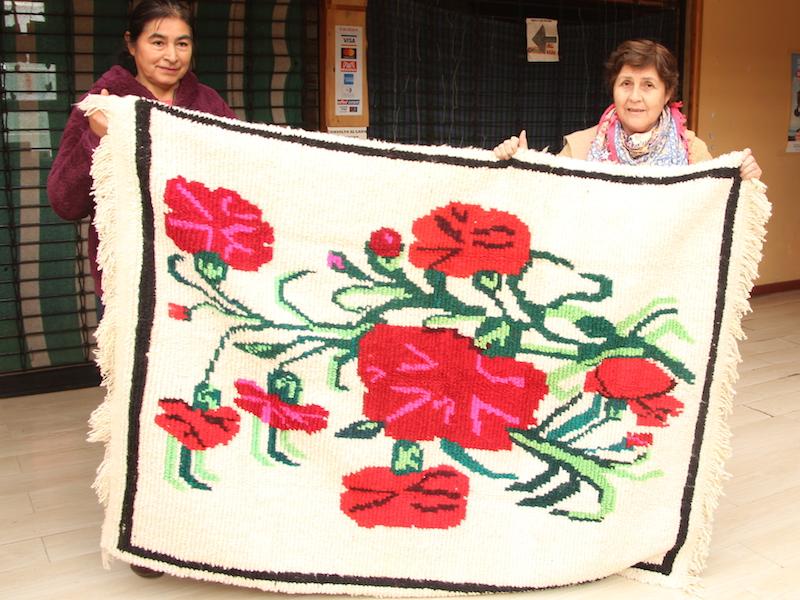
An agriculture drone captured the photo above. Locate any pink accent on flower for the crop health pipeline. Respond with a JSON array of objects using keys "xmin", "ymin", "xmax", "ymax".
[
  {"xmin": 357, "ymin": 325, "xmax": 548, "ymax": 450},
  {"xmin": 626, "ymin": 432, "xmax": 654, "ymax": 448},
  {"xmin": 368, "ymin": 228, "xmax": 403, "ymax": 258},
  {"xmin": 341, "ymin": 465, "xmax": 469, "ymax": 529},
  {"xmin": 327, "ymin": 252, "xmax": 346, "ymax": 271},
  {"xmin": 233, "ymin": 379, "xmax": 328, "ymax": 433},
  {"xmin": 397, "ymin": 343, "xmax": 438, "ymax": 372},
  {"xmin": 168, "ymin": 303, "xmax": 190, "ymax": 321},
  {"xmin": 584, "ymin": 358, "xmax": 684, "ymax": 427},
  {"xmin": 164, "ymin": 176, "xmax": 274, "ymax": 271}
]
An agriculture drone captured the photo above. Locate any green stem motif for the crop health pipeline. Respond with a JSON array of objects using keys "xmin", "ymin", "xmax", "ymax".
[
  {"xmin": 168, "ymin": 254, "xmax": 231, "ymax": 314},
  {"xmin": 250, "ymin": 417, "xmax": 274, "ymax": 466},
  {"xmin": 193, "ymin": 450, "xmax": 220, "ymax": 483},
  {"xmin": 616, "ymin": 297, "xmax": 678, "ymax": 335},
  {"xmin": 547, "ymin": 394, "xmax": 603, "ymax": 441},
  {"xmin": 440, "ymin": 439, "xmax": 517, "ymax": 480},
  {"xmin": 178, "ymin": 446, "xmax": 211, "ymax": 491},
  {"xmin": 164, "ymin": 436, "xmax": 188, "ymax": 491},
  {"xmin": 560, "ymin": 416, "xmax": 611, "ymax": 445},
  {"xmin": 509, "ymin": 431, "xmax": 616, "ymax": 521},
  {"xmin": 204, "ymin": 321, "xmax": 284, "ymax": 381},
  {"xmin": 267, "ymin": 426, "xmax": 298, "ymax": 466},
  {"xmin": 280, "ymin": 430, "xmax": 306, "ymax": 459}
]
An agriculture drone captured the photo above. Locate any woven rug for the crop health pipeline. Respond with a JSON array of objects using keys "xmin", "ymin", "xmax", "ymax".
[{"xmin": 83, "ymin": 95, "xmax": 769, "ymax": 597}]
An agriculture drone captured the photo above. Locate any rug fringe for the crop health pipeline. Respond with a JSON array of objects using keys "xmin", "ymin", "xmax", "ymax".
[
  {"xmin": 80, "ymin": 94, "xmax": 125, "ymax": 508},
  {"xmin": 685, "ymin": 178, "xmax": 770, "ymax": 582},
  {"xmin": 621, "ymin": 176, "xmax": 770, "ymax": 597}
]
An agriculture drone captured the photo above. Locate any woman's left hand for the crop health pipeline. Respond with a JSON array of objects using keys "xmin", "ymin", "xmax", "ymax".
[{"xmin": 740, "ymin": 148, "xmax": 762, "ymax": 181}]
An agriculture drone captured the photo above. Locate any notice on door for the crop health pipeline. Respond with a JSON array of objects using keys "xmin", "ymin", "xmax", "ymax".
[{"xmin": 335, "ymin": 25, "xmax": 364, "ymax": 116}]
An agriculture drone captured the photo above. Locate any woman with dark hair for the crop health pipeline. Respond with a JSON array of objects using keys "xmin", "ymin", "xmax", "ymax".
[
  {"xmin": 47, "ymin": 0, "xmax": 237, "ymax": 303},
  {"xmin": 494, "ymin": 39, "xmax": 761, "ymax": 180}
]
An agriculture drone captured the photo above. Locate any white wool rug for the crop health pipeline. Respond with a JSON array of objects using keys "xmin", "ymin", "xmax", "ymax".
[{"xmin": 82, "ymin": 95, "xmax": 769, "ymax": 597}]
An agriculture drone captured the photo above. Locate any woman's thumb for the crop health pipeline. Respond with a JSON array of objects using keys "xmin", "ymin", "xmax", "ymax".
[
  {"xmin": 101, "ymin": 88, "xmax": 110, "ymax": 96},
  {"xmin": 519, "ymin": 130, "xmax": 528, "ymax": 151}
]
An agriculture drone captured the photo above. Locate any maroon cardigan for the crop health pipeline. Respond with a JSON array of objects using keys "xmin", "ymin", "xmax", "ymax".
[{"xmin": 47, "ymin": 66, "xmax": 238, "ymax": 297}]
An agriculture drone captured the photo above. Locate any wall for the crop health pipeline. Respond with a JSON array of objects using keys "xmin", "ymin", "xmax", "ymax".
[{"xmin": 697, "ymin": 0, "xmax": 800, "ymax": 286}]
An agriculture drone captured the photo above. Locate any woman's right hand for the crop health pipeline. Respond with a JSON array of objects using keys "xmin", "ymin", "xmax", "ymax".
[
  {"xmin": 493, "ymin": 130, "xmax": 528, "ymax": 160},
  {"xmin": 87, "ymin": 88, "xmax": 110, "ymax": 138}
]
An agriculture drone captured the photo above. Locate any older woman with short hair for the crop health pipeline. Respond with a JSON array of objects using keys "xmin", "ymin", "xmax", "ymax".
[{"xmin": 494, "ymin": 39, "xmax": 762, "ymax": 180}]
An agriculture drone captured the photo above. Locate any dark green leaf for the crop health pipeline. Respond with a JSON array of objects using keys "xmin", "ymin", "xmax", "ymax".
[
  {"xmin": 335, "ymin": 420, "xmax": 384, "ymax": 439},
  {"xmin": 233, "ymin": 342, "xmax": 292, "ymax": 359}
]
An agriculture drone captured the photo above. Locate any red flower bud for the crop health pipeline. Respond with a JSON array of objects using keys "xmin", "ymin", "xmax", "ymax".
[
  {"xmin": 368, "ymin": 228, "xmax": 402, "ymax": 258},
  {"xmin": 168, "ymin": 303, "xmax": 190, "ymax": 321}
]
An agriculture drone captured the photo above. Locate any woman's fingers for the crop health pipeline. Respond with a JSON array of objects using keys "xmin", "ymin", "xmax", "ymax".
[
  {"xmin": 86, "ymin": 88, "xmax": 111, "ymax": 138},
  {"xmin": 493, "ymin": 130, "xmax": 528, "ymax": 160},
  {"xmin": 739, "ymin": 148, "xmax": 763, "ymax": 181}
]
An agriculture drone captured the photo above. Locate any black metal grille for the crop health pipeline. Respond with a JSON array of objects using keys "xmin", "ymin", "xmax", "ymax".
[
  {"xmin": 367, "ymin": 0, "xmax": 685, "ymax": 152},
  {"xmin": 1, "ymin": 0, "xmax": 320, "ymax": 396}
]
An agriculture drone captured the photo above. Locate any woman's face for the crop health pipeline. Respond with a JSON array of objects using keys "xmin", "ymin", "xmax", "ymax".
[
  {"xmin": 612, "ymin": 64, "xmax": 670, "ymax": 135},
  {"xmin": 127, "ymin": 16, "xmax": 192, "ymax": 100}
]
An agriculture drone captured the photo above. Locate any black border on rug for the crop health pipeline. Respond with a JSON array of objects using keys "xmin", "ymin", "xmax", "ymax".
[{"xmin": 117, "ymin": 99, "xmax": 742, "ymax": 592}]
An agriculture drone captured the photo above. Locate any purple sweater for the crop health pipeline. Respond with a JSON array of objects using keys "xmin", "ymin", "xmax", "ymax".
[{"xmin": 47, "ymin": 66, "xmax": 238, "ymax": 297}]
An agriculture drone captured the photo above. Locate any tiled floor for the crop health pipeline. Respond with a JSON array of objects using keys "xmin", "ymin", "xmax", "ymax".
[{"xmin": 1, "ymin": 291, "xmax": 799, "ymax": 599}]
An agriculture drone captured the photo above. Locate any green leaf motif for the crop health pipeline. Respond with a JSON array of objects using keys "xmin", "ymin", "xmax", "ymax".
[
  {"xmin": 193, "ymin": 382, "xmax": 221, "ymax": 410},
  {"xmin": 474, "ymin": 317, "xmax": 521, "ymax": 357},
  {"xmin": 391, "ymin": 440, "xmax": 424, "ymax": 474},
  {"xmin": 574, "ymin": 316, "xmax": 617, "ymax": 339},
  {"xmin": 194, "ymin": 251, "xmax": 228, "ymax": 285},
  {"xmin": 233, "ymin": 342, "xmax": 293, "ymax": 359},
  {"xmin": 335, "ymin": 420, "xmax": 384, "ymax": 439},
  {"xmin": 268, "ymin": 370, "xmax": 303, "ymax": 405}
]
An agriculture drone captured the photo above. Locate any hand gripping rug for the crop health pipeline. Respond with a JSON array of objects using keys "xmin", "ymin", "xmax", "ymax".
[{"xmin": 83, "ymin": 95, "xmax": 770, "ymax": 597}]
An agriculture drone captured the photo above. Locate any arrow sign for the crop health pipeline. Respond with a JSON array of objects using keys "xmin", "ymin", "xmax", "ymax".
[
  {"xmin": 526, "ymin": 19, "xmax": 559, "ymax": 62},
  {"xmin": 531, "ymin": 25, "xmax": 557, "ymax": 52}
]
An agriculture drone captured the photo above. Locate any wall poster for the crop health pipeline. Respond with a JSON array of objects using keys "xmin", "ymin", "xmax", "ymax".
[{"xmin": 787, "ymin": 53, "xmax": 800, "ymax": 153}]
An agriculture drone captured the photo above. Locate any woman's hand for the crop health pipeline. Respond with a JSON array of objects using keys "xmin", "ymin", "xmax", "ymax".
[
  {"xmin": 494, "ymin": 130, "xmax": 528, "ymax": 160},
  {"xmin": 87, "ymin": 88, "xmax": 110, "ymax": 138},
  {"xmin": 740, "ymin": 148, "xmax": 762, "ymax": 181}
]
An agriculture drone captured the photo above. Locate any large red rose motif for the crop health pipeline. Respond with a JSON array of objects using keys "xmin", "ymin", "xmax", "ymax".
[
  {"xmin": 584, "ymin": 357, "xmax": 684, "ymax": 427},
  {"xmin": 341, "ymin": 465, "xmax": 469, "ymax": 529},
  {"xmin": 408, "ymin": 202, "xmax": 531, "ymax": 278},
  {"xmin": 155, "ymin": 398, "xmax": 240, "ymax": 450},
  {"xmin": 164, "ymin": 176, "xmax": 274, "ymax": 271},
  {"xmin": 233, "ymin": 379, "xmax": 329, "ymax": 433},
  {"xmin": 357, "ymin": 325, "xmax": 547, "ymax": 450}
]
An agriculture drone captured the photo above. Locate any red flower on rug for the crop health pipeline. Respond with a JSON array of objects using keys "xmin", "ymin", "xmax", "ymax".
[
  {"xmin": 233, "ymin": 379, "xmax": 329, "ymax": 433},
  {"xmin": 357, "ymin": 324, "xmax": 547, "ymax": 450},
  {"xmin": 341, "ymin": 465, "xmax": 469, "ymax": 528},
  {"xmin": 168, "ymin": 303, "xmax": 190, "ymax": 321},
  {"xmin": 626, "ymin": 432, "xmax": 654, "ymax": 447},
  {"xmin": 584, "ymin": 357, "xmax": 684, "ymax": 427},
  {"xmin": 408, "ymin": 202, "xmax": 531, "ymax": 277},
  {"xmin": 155, "ymin": 398, "xmax": 240, "ymax": 450},
  {"xmin": 368, "ymin": 228, "xmax": 402, "ymax": 258},
  {"xmin": 164, "ymin": 176, "xmax": 274, "ymax": 271}
]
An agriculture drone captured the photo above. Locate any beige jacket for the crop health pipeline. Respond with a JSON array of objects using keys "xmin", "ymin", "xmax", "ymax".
[{"xmin": 559, "ymin": 125, "xmax": 712, "ymax": 163}]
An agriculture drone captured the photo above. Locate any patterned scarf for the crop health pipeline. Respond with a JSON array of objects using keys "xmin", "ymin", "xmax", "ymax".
[{"xmin": 587, "ymin": 102, "xmax": 690, "ymax": 165}]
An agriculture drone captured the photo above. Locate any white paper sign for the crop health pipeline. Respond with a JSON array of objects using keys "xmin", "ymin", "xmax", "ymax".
[
  {"xmin": 327, "ymin": 126, "xmax": 367, "ymax": 139},
  {"xmin": 335, "ymin": 25, "xmax": 363, "ymax": 116}
]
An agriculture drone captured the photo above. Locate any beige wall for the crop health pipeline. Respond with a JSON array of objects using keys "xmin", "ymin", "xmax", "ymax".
[{"xmin": 697, "ymin": 0, "xmax": 800, "ymax": 285}]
